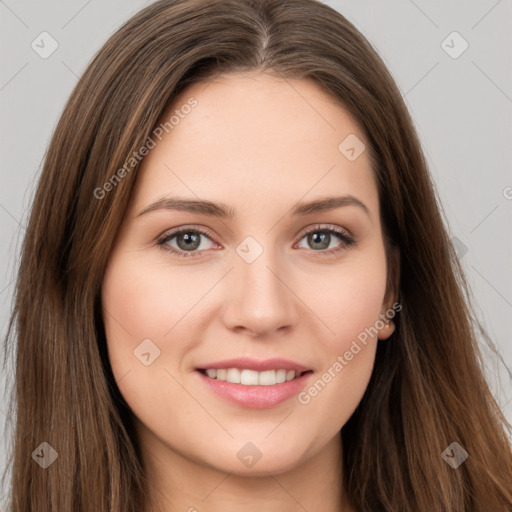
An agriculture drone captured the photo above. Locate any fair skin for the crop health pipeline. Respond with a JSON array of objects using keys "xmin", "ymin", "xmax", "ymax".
[{"xmin": 101, "ymin": 72, "xmax": 396, "ymax": 512}]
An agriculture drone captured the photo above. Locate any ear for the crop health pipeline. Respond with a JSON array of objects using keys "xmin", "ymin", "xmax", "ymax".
[
  {"xmin": 377, "ymin": 317, "xmax": 395, "ymax": 340},
  {"xmin": 378, "ymin": 245, "xmax": 400, "ymax": 340}
]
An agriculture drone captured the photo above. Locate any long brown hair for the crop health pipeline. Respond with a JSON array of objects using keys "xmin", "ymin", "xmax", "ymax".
[{"xmin": 3, "ymin": 0, "xmax": 512, "ymax": 510}]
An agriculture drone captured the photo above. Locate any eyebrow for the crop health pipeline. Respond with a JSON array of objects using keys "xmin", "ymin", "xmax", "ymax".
[{"xmin": 137, "ymin": 194, "xmax": 371, "ymax": 219}]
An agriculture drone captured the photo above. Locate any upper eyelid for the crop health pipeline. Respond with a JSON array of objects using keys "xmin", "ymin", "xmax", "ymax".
[
  {"xmin": 157, "ymin": 225, "xmax": 217, "ymax": 243},
  {"xmin": 295, "ymin": 223, "xmax": 353, "ymax": 239}
]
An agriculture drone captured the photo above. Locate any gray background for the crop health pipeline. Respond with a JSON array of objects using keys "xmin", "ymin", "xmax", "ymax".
[{"xmin": 1, "ymin": 0, "xmax": 511, "ymax": 506}]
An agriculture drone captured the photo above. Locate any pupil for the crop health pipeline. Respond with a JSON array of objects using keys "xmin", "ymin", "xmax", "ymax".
[
  {"xmin": 178, "ymin": 232, "xmax": 200, "ymax": 250},
  {"xmin": 309, "ymin": 232, "xmax": 329, "ymax": 250}
]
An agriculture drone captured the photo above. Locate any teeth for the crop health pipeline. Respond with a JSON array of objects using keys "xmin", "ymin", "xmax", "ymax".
[
  {"xmin": 203, "ymin": 368, "xmax": 302, "ymax": 385},
  {"xmin": 276, "ymin": 369, "xmax": 287, "ymax": 383},
  {"xmin": 258, "ymin": 370, "xmax": 275, "ymax": 385},
  {"xmin": 241, "ymin": 369, "xmax": 259, "ymax": 385},
  {"xmin": 226, "ymin": 368, "xmax": 241, "ymax": 384}
]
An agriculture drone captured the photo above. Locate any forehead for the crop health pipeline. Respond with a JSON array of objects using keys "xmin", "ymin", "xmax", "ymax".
[{"xmin": 129, "ymin": 72, "xmax": 379, "ymax": 221}]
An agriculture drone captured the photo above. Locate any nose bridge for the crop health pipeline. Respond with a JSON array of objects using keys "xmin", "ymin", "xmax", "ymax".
[{"xmin": 223, "ymin": 234, "xmax": 298, "ymax": 334}]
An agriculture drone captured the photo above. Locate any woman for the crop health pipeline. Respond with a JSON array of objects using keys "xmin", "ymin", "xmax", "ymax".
[{"xmin": 3, "ymin": 0, "xmax": 512, "ymax": 510}]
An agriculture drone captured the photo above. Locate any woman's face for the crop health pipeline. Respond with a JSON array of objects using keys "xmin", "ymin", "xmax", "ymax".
[{"xmin": 101, "ymin": 72, "xmax": 396, "ymax": 477}]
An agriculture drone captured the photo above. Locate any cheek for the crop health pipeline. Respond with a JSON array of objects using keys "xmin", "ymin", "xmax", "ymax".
[
  {"xmin": 100, "ymin": 250, "xmax": 196, "ymax": 434},
  {"xmin": 100, "ymin": 248, "xmax": 207, "ymax": 364},
  {"xmin": 295, "ymin": 249, "xmax": 387, "ymax": 417},
  {"xmin": 101, "ymin": 251, "xmax": 192, "ymax": 337},
  {"xmin": 100, "ymin": 250, "xmax": 172, "ymax": 398},
  {"xmin": 307, "ymin": 248, "xmax": 388, "ymax": 350}
]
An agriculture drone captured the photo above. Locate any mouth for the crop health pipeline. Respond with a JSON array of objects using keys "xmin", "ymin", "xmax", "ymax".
[
  {"xmin": 197, "ymin": 367, "xmax": 313, "ymax": 386},
  {"xmin": 194, "ymin": 358, "xmax": 314, "ymax": 408}
]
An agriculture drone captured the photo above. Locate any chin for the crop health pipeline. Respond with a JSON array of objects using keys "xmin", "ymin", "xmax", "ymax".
[{"xmin": 197, "ymin": 437, "xmax": 311, "ymax": 477}]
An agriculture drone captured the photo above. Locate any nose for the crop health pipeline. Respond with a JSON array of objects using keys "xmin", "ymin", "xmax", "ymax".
[{"xmin": 221, "ymin": 248, "xmax": 300, "ymax": 338}]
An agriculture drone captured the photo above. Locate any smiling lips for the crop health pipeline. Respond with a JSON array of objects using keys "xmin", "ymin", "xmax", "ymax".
[{"xmin": 196, "ymin": 357, "xmax": 313, "ymax": 408}]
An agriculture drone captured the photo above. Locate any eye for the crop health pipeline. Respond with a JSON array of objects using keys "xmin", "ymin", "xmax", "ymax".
[
  {"xmin": 295, "ymin": 224, "xmax": 355, "ymax": 256},
  {"xmin": 156, "ymin": 224, "xmax": 355, "ymax": 258},
  {"xmin": 156, "ymin": 226, "xmax": 219, "ymax": 258}
]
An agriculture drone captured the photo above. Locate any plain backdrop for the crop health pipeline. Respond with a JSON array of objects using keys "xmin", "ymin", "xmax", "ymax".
[{"xmin": 1, "ymin": 0, "xmax": 511, "ymax": 507}]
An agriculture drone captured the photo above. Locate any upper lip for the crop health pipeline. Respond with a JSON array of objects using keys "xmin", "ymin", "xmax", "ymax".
[{"xmin": 196, "ymin": 357, "xmax": 311, "ymax": 373}]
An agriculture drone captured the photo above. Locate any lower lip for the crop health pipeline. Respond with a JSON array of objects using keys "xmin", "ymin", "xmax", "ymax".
[{"xmin": 196, "ymin": 370, "xmax": 313, "ymax": 409}]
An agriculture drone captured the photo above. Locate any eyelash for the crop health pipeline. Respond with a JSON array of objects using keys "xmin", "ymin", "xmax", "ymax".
[{"xmin": 156, "ymin": 224, "xmax": 356, "ymax": 258}]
